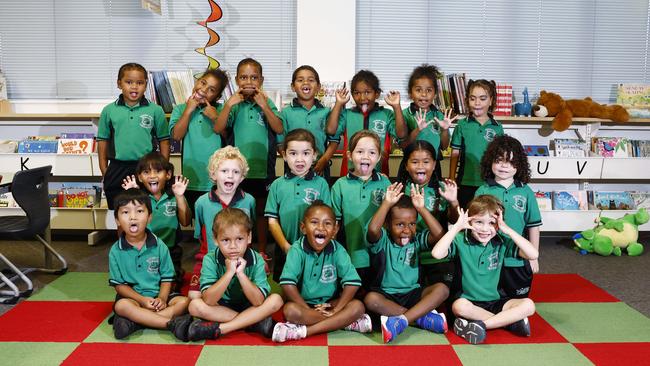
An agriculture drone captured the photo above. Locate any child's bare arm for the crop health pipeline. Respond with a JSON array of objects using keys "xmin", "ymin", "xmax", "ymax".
[
  {"xmin": 214, "ymin": 92, "xmax": 243, "ymax": 133},
  {"xmin": 281, "ymin": 284, "xmax": 311, "ymax": 309},
  {"xmin": 326, "ymin": 87, "xmax": 349, "ymax": 135},
  {"xmin": 115, "ymin": 284, "xmax": 154, "ymax": 309},
  {"xmin": 202, "ymin": 259, "xmax": 237, "ymax": 305},
  {"xmin": 253, "ymin": 90, "xmax": 283, "ymax": 134},
  {"xmin": 158, "ymin": 139, "xmax": 170, "ymax": 160},
  {"xmin": 172, "ymin": 176, "xmax": 191, "ymax": 226},
  {"xmin": 367, "ymin": 182, "xmax": 403, "ymax": 243},
  {"xmin": 497, "ymin": 211, "xmax": 539, "ymax": 260},
  {"xmin": 410, "ymin": 184, "xmax": 444, "ymax": 244},
  {"xmin": 98, "ymin": 140, "xmax": 109, "ymax": 176},
  {"xmin": 235, "ymin": 257, "xmax": 265, "ymax": 306},
  {"xmin": 385, "ymin": 90, "xmax": 407, "ymax": 140},
  {"xmin": 528, "ymin": 226, "xmax": 541, "ymax": 273},
  {"xmin": 268, "ymin": 218, "xmax": 291, "ymax": 254},
  {"xmin": 331, "ymin": 285, "xmax": 359, "ymax": 314},
  {"xmin": 432, "ymin": 207, "xmax": 470, "ymax": 259}
]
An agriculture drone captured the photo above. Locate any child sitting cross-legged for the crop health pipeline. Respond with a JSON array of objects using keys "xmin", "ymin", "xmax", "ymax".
[
  {"xmin": 364, "ymin": 182, "xmax": 449, "ymax": 343},
  {"xmin": 272, "ymin": 201, "xmax": 371, "ymax": 342}
]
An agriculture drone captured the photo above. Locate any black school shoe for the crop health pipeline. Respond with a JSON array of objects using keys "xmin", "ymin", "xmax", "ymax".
[
  {"xmin": 188, "ymin": 318, "xmax": 221, "ymax": 341},
  {"xmin": 167, "ymin": 314, "xmax": 193, "ymax": 342},
  {"xmin": 113, "ymin": 314, "xmax": 143, "ymax": 339},
  {"xmin": 453, "ymin": 318, "xmax": 487, "ymax": 344},
  {"xmin": 505, "ymin": 317, "xmax": 531, "ymax": 337},
  {"xmin": 245, "ymin": 316, "xmax": 276, "ymax": 338}
]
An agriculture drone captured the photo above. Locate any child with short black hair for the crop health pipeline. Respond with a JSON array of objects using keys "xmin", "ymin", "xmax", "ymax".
[
  {"xmin": 273, "ymin": 201, "xmax": 369, "ymax": 342},
  {"xmin": 431, "ymin": 195, "xmax": 538, "ymax": 344},
  {"xmin": 108, "ymin": 188, "xmax": 189, "ymax": 340},
  {"xmin": 476, "ymin": 135, "xmax": 542, "ymax": 298},
  {"xmin": 98, "ymin": 63, "xmax": 170, "ymax": 210}
]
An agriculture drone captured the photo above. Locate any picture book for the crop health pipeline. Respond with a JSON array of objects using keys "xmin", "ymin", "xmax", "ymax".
[
  {"xmin": 630, "ymin": 191, "xmax": 650, "ymax": 209},
  {"xmin": 554, "ymin": 139, "xmax": 588, "ymax": 158},
  {"xmin": 524, "ymin": 145, "xmax": 550, "ymax": 156},
  {"xmin": 552, "ymin": 191, "xmax": 588, "ymax": 210},
  {"xmin": 616, "ymin": 84, "xmax": 650, "ymax": 118},
  {"xmin": 592, "ymin": 137, "xmax": 630, "ymax": 158},
  {"xmin": 592, "ymin": 191, "xmax": 635, "ymax": 210},
  {"xmin": 48, "ymin": 182, "xmax": 102, "ymax": 208},
  {"xmin": 18, "ymin": 140, "xmax": 58, "ymax": 153},
  {"xmin": 57, "ymin": 138, "xmax": 95, "ymax": 154},
  {"xmin": 535, "ymin": 191, "xmax": 553, "ymax": 210}
]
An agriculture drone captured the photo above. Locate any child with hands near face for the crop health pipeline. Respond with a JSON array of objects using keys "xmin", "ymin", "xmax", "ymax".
[
  {"xmin": 364, "ymin": 182, "xmax": 449, "ymax": 343},
  {"xmin": 431, "ymin": 195, "xmax": 538, "ymax": 345}
]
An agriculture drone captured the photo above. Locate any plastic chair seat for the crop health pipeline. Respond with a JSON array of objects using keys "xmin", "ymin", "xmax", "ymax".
[{"xmin": 0, "ymin": 215, "xmax": 30, "ymax": 234}]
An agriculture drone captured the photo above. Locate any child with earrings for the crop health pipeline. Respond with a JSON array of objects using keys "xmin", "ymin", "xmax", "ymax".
[
  {"xmin": 214, "ymin": 58, "xmax": 283, "ymax": 264},
  {"xmin": 449, "ymin": 79, "xmax": 504, "ymax": 209},
  {"xmin": 431, "ymin": 195, "xmax": 538, "ymax": 344},
  {"xmin": 279, "ymin": 65, "xmax": 340, "ymax": 179},
  {"xmin": 169, "ymin": 68, "xmax": 229, "ymax": 211},
  {"xmin": 331, "ymin": 130, "xmax": 391, "ymax": 288},
  {"xmin": 475, "ymin": 135, "xmax": 542, "ymax": 299},
  {"xmin": 265, "ymin": 129, "xmax": 331, "ymax": 282},
  {"xmin": 326, "ymin": 70, "xmax": 408, "ymax": 176},
  {"xmin": 98, "ymin": 63, "xmax": 170, "ymax": 210}
]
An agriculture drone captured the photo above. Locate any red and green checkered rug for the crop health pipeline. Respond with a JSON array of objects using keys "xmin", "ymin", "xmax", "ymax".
[{"xmin": 1, "ymin": 273, "xmax": 649, "ymax": 365}]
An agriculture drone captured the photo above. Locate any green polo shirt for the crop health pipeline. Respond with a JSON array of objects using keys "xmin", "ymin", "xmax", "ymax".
[
  {"xmin": 403, "ymin": 103, "xmax": 445, "ymax": 153},
  {"xmin": 148, "ymin": 191, "xmax": 179, "ymax": 249},
  {"xmin": 264, "ymin": 170, "xmax": 331, "ymax": 244},
  {"xmin": 226, "ymin": 98, "xmax": 281, "ymax": 179},
  {"xmin": 450, "ymin": 115, "xmax": 503, "ymax": 187},
  {"xmin": 199, "ymin": 247, "xmax": 270, "ymax": 304},
  {"xmin": 446, "ymin": 231, "xmax": 514, "ymax": 302},
  {"xmin": 404, "ymin": 180, "xmax": 449, "ymax": 265},
  {"xmin": 279, "ymin": 98, "xmax": 339, "ymax": 156},
  {"xmin": 331, "ymin": 172, "xmax": 391, "ymax": 268},
  {"xmin": 97, "ymin": 96, "xmax": 169, "ymax": 161},
  {"xmin": 169, "ymin": 102, "xmax": 225, "ymax": 191},
  {"xmin": 369, "ymin": 228, "xmax": 430, "ymax": 294},
  {"xmin": 475, "ymin": 179, "xmax": 542, "ymax": 267},
  {"xmin": 194, "ymin": 188, "xmax": 256, "ymax": 253},
  {"xmin": 279, "ymin": 237, "xmax": 362, "ymax": 305},
  {"xmin": 108, "ymin": 229, "xmax": 175, "ymax": 298}
]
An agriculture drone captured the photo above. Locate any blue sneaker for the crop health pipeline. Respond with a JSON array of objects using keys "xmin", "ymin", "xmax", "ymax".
[
  {"xmin": 380, "ymin": 315, "xmax": 408, "ymax": 343},
  {"xmin": 415, "ymin": 310, "xmax": 447, "ymax": 334}
]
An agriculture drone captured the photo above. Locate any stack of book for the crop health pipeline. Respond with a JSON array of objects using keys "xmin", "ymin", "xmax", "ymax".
[
  {"xmin": 15, "ymin": 134, "xmax": 96, "ymax": 154},
  {"xmin": 434, "ymin": 72, "xmax": 468, "ymax": 115},
  {"xmin": 494, "ymin": 84, "xmax": 513, "ymax": 116},
  {"xmin": 535, "ymin": 190, "xmax": 650, "ymax": 210},
  {"xmin": 591, "ymin": 137, "xmax": 650, "ymax": 157}
]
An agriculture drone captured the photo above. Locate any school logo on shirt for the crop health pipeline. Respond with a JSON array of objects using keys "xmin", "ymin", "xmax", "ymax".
[
  {"xmin": 370, "ymin": 189, "xmax": 385, "ymax": 207},
  {"xmin": 256, "ymin": 112, "xmax": 265, "ymax": 127},
  {"xmin": 512, "ymin": 195, "xmax": 527, "ymax": 213},
  {"xmin": 370, "ymin": 119, "xmax": 387, "ymax": 135},
  {"xmin": 318, "ymin": 117, "xmax": 326, "ymax": 130},
  {"xmin": 139, "ymin": 114, "xmax": 154, "ymax": 129},
  {"xmin": 320, "ymin": 264, "xmax": 337, "ymax": 284},
  {"xmin": 484, "ymin": 128, "xmax": 497, "ymax": 142},
  {"xmin": 487, "ymin": 251, "xmax": 500, "ymax": 271},
  {"xmin": 404, "ymin": 247, "xmax": 415, "ymax": 265},
  {"xmin": 163, "ymin": 201, "xmax": 177, "ymax": 217},
  {"xmin": 426, "ymin": 195, "xmax": 437, "ymax": 211},
  {"xmin": 146, "ymin": 256, "xmax": 160, "ymax": 274},
  {"xmin": 303, "ymin": 188, "xmax": 320, "ymax": 205}
]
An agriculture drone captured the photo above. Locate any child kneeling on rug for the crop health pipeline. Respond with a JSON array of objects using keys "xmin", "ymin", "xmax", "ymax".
[
  {"xmin": 431, "ymin": 195, "xmax": 537, "ymax": 344},
  {"xmin": 273, "ymin": 201, "xmax": 371, "ymax": 342},
  {"xmin": 108, "ymin": 188, "xmax": 190, "ymax": 339}
]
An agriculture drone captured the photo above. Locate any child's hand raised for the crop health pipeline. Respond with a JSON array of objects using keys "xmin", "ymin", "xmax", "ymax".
[
  {"xmin": 384, "ymin": 182, "xmax": 404, "ymax": 204},
  {"xmin": 252, "ymin": 88, "xmax": 268, "ymax": 108},
  {"xmin": 186, "ymin": 93, "xmax": 202, "ymax": 110},
  {"xmin": 494, "ymin": 208, "xmax": 511, "ymax": 234},
  {"xmin": 439, "ymin": 179, "xmax": 458, "ymax": 203},
  {"xmin": 452, "ymin": 207, "xmax": 473, "ymax": 232},
  {"xmin": 121, "ymin": 175, "xmax": 139, "ymax": 190},
  {"xmin": 384, "ymin": 90, "xmax": 401, "ymax": 108},
  {"xmin": 335, "ymin": 87, "xmax": 350, "ymax": 106},
  {"xmin": 416, "ymin": 108, "xmax": 433, "ymax": 131},
  {"xmin": 410, "ymin": 183, "xmax": 425, "ymax": 210},
  {"xmin": 434, "ymin": 108, "xmax": 459, "ymax": 130},
  {"xmin": 227, "ymin": 89, "xmax": 245, "ymax": 107},
  {"xmin": 172, "ymin": 176, "xmax": 189, "ymax": 197},
  {"xmin": 202, "ymin": 104, "xmax": 219, "ymax": 121}
]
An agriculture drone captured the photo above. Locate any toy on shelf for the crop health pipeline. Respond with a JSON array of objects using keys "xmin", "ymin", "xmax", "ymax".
[
  {"xmin": 514, "ymin": 87, "xmax": 532, "ymax": 116},
  {"xmin": 572, "ymin": 208, "xmax": 648, "ymax": 256}
]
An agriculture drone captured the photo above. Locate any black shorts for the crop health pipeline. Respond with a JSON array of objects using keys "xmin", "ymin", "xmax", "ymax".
[
  {"xmin": 470, "ymin": 298, "xmax": 510, "ymax": 314},
  {"xmin": 370, "ymin": 287, "xmax": 423, "ymax": 309},
  {"xmin": 104, "ymin": 159, "xmax": 138, "ymax": 210},
  {"xmin": 499, "ymin": 260, "xmax": 533, "ymax": 299},
  {"xmin": 420, "ymin": 260, "xmax": 455, "ymax": 289},
  {"xmin": 218, "ymin": 298, "xmax": 251, "ymax": 313},
  {"xmin": 239, "ymin": 178, "xmax": 272, "ymax": 203}
]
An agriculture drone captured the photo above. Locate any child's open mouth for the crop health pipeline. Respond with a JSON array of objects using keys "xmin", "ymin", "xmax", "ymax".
[
  {"xmin": 301, "ymin": 86, "xmax": 311, "ymax": 94},
  {"xmin": 359, "ymin": 162, "xmax": 370, "ymax": 174},
  {"xmin": 148, "ymin": 181, "xmax": 160, "ymax": 192},
  {"xmin": 416, "ymin": 171, "xmax": 427, "ymax": 182},
  {"xmin": 224, "ymin": 182, "xmax": 234, "ymax": 189},
  {"xmin": 129, "ymin": 223, "xmax": 139, "ymax": 233},
  {"xmin": 314, "ymin": 233, "xmax": 327, "ymax": 245},
  {"xmin": 130, "ymin": 92, "xmax": 138, "ymax": 98},
  {"xmin": 361, "ymin": 104, "xmax": 369, "ymax": 113},
  {"xmin": 400, "ymin": 237, "xmax": 410, "ymax": 245}
]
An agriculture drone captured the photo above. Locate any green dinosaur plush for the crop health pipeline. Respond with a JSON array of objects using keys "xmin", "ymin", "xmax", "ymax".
[{"xmin": 573, "ymin": 208, "xmax": 648, "ymax": 256}]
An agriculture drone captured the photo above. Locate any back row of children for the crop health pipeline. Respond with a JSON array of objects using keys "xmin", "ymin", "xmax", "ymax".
[{"xmin": 102, "ymin": 58, "xmax": 541, "ymax": 344}]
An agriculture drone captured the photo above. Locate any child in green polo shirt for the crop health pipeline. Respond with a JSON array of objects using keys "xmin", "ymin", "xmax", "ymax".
[
  {"xmin": 178, "ymin": 207, "xmax": 283, "ymax": 342},
  {"xmin": 98, "ymin": 63, "xmax": 170, "ymax": 210},
  {"xmin": 108, "ymin": 188, "xmax": 190, "ymax": 340},
  {"xmin": 326, "ymin": 69, "xmax": 407, "ymax": 176},
  {"xmin": 265, "ymin": 128, "xmax": 331, "ymax": 282},
  {"xmin": 273, "ymin": 201, "xmax": 369, "ymax": 343},
  {"xmin": 449, "ymin": 79, "xmax": 504, "ymax": 210},
  {"xmin": 121, "ymin": 152, "xmax": 191, "ymax": 290},
  {"xmin": 169, "ymin": 68, "xmax": 229, "ymax": 212},
  {"xmin": 214, "ymin": 58, "xmax": 283, "ymax": 264},
  {"xmin": 476, "ymin": 135, "xmax": 542, "ymax": 299},
  {"xmin": 331, "ymin": 130, "xmax": 391, "ymax": 288},
  {"xmin": 431, "ymin": 195, "xmax": 538, "ymax": 345},
  {"xmin": 279, "ymin": 65, "xmax": 340, "ymax": 179}
]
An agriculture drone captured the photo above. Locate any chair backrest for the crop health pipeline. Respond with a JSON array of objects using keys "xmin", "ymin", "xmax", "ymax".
[{"xmin": 11, "ymin": 165, "xmax": 52, "ymax": 235}]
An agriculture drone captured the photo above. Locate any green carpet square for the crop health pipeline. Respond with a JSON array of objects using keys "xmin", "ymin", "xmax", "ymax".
[
  {"xmin": 453, "ymin": 343, "xmax": 592, "ymax": 366},
  {"xmin": 28, "ymin": 272, "xmax": 114, "ymax": 301},
  {"xmin": 327, "ymin": 327, "xmax": 449, "ymax": 346},
  {"xmin": 0, "ymin": 342, "xmax": 79, "ymax": 365},
  {"xmin": 196, "ymin": 345, "xmax": 328, "ymax": 366},
  {"xmin": 537, "ymin": 302, "xmax": 650, "ymax": 343},
  {"xmin": 84, "ymin": 314, "xmax": 200, "ymax": 345}
]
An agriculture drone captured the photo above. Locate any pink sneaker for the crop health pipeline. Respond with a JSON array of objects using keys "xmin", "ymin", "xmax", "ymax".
[
  {"xmin": 271, "ymin": 322, "xmax": 307, "ymax": 343},
  {"xmin": 344, "ymin": 313, "xmax": 372, "ymax": 333}
]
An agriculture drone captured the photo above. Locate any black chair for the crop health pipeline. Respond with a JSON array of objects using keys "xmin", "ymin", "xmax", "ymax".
[{"xmin": 0, "ymin": 166, "xmax": 68, "ymax": 304}]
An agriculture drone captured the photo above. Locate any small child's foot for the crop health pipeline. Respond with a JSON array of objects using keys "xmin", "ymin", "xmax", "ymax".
[
  {"xmin": 415, "ymin": 309, "xmax": 447, "ymax": 334},
  {"xmin": 245, "ymin": 316, "xmax": 276, "ymax": 338},
  {"xmin": 271, "ymin": 322, "xmax": 307, "ymax": 343},
  {"xmin": 504, "ymin": 317, "xmax": 530, "ymax": 337},
  {"xmin": 167, "ymin": 314, "xmax": 193, "ymax": 342},
  {"xmin": 188, "ymin": 319, "xmax": 221, "ymax": 341},
  {"xmin": 344, "ymin": 313, "xmax": 373, "ymax": 333},
  {"xmin": 380, "ymin": 315, "xmax": 408, "ymax": 343},
  {"xmin": 453, "ymin": 318, "xmax": 486, "ymax": 344},
  {"xmin": 113, "ymin": 314, "xmax": 143, "ymax": 339}
]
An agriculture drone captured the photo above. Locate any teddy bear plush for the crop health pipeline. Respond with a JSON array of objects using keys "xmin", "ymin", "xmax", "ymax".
[{"xmin": 532, "ymin": 90, "xmax": 630, "ymax": 131}]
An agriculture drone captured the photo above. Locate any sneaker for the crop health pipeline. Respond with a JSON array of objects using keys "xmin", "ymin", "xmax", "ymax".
[
  {"xmin": 505, "ymin": 317, "xmax": 530, "ymax": 337},
  {"xmin": 344, "ymin": 313, "xmax": 373, "ymax": 333},
  {"xmin": 245, "ymin": 316, "xmax": 276, "ymax": 338},
  {"xmin": 113, "ymin": 314, "xmax": 143, "ymax": 339},
  {"xmin": 380, "ymin": 315, "xmax": 408, "ymax": 343},
  {"xmin": 453, "ymin": 318, "xmax": 487, "ymax": 344},
  {"xmin": 188, "ymin": 318, "xmax": 221, "ymax": 341},
  {"xmin": 167, "ymin": 314, "xmax": 192, "ymax": 342},
  {"xmin": 271, "ymin": 322, "xmax": 307, "ymax": 343},
  {"xmin": 415, "ymin": 310, "xmax": 448, "ymax": 334}
]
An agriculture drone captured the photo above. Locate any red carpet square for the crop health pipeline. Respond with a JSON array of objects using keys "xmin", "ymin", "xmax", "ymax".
[
  {"xmin": 329, "ymin": 345, "xmax": 462, "ymax": 366},
  {"xmin": 529, "ymin": 274, "xmax": 619, "ymax": 302},
  {"xmin": 206, "ymin": 330, "xmax": 328, "ymax": 346},
  {"xmin": 447, "ymin": 313, "xmax": 567, "ymax": 345},
  {"xmin": 62, "ymin": 343, "xmax": 202, "ymax": 366},
  {"xmin": 574, "ymin": 342, "xmax": 650, "ymax": 366},
  {"xmin": 0, "ymin": 301, "xmax": 112, "ymax": 342}
]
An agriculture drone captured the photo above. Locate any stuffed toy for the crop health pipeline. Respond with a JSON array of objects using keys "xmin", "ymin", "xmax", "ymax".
[
  {"xmin": 572, "ymin": 208, "xmax": 648, "ymax": 256},
  {"xmin": 532, "ymin": 90, "xmax": 630, "ymax": 132}
]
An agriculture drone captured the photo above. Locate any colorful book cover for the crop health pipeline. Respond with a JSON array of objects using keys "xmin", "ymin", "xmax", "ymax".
[
  {"xmin": 59, "ymin": 133, "xmax": 95, "ymax": 139},
  {"xmin": 535, "ymin": 191, "xmax": 553, "ymax": 210},
  {"xmin": 552, "ymin": 191, "xmax": 588, "ymax": 210},
  {"xmin": 48, "ymin": 182, "xmax": 101, "ymax": 208},
  {"xmin": 553, "ymin": 139, "xmax": 587, "ymax": 157},
  {"xmin": 18, "ymin": 140, "xmax": 59, "ymax": 153},
  {"xmin": 593, "ymin": 137, "xmax": 630, "ymax": 158},
  {"xmin": 616, "ymin": 84, "xmax": 650, "ymax": 118},
  {"xmin": 57, "ymin": 138, "xmax": 94, "ymax": 154},
  {"xmin": 524, "ymin": 145, "xmax": 550, "ymax": 156},
  {"xmin": 593, "ymin": 191, "xmax": 635, "ymax": 210},
  {"xmin": 630, "ymin": 191, "xmax": 650, "ymax": 209}
]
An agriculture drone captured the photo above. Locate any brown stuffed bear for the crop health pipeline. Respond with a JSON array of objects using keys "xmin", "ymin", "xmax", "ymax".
[{"xmin": 532, "ymin": 90, "xmax": 630, "ymax": 131}]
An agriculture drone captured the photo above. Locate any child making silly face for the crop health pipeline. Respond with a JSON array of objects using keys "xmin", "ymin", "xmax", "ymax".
[
  {"xmin": 348, "ymin": 134, "xmax": 381, "ymax": 180},
  {"xmin": 301, "ymin": 204, "xmax": 339, "ymax": 253},
  {"xmin": 117, "ymin": 67, "xmax": 148, "ymax": 107},
  {"xmin": 467, "ymin": 81, "xmax": 495, "ymax": 124},
  {"xmin": 284, "ymin": 136, "xmax": 316, "ymax": 178}
]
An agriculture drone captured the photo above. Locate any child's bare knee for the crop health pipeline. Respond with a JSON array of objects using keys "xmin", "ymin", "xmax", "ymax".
[
  {"xmin": 452, "ymin": 298, "xmax": 471, "ymax": 316},
  {"xmin": 188, "ymin": 298, "xmax": 207, "ymax": 317},
  {"xmin": 283, "ymin": 302, "xmax": 302, "ymax": 322},
  {"xmin": 266, "ymin": 293, "xmax": 284, "ymax": 312},
  {"xmin": 522, "ymin": 298, "xmax": 535, "ymax": 316}
]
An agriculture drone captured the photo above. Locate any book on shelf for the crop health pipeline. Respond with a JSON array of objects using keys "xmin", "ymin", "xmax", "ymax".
[
  {"xmin": 630, "ymin": 191, "xmax": 650, "ymax": 209},
  {"xmin": 494, "ymin": 83, "xmax": 513, "ymax": 116},
  {"xmin": 591, "ymin": 137, "xmax": 630, "ymax": 158},
  {"xmin": 535, "ymin": 191, "xmax": 553, "ymax": 210},
  {"xmin": 524, "ymin": 145, "xmax": 550, "ymax": 156},
  {"xmin": 434, "ymin": 72, "xmax": 467, "ymax": 114},
  {"xmin": 552, "ymin": 191, "xmax": 588, "ymax": 210},
  {"xmin": 57, "ymin": 138, "xmax": 95, "ymax": 154},
  {"xmin": 590, "ymin": 191, "xmax": 635, "ymax": 210},
  {"xmin": 553, "ymin": 138, "xmax": 588, "ymax": 157},
  {"xmin": 149, "ymin": 70, "xmax": 195, "ymax": 113},
  {"xmin": 0, "ymin": 191, "xmax": 17, "ymax": 208},
  {"xmin": 18, "ymin": 140, "xmax": 58, "ymax": 153},
  {"xmin": 48, "ymin": 182, "xmax": 102, "ymax": 208},
  {"xmin": 616, "ymin": 84, "xmax": 650, "ymax": 118}
]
